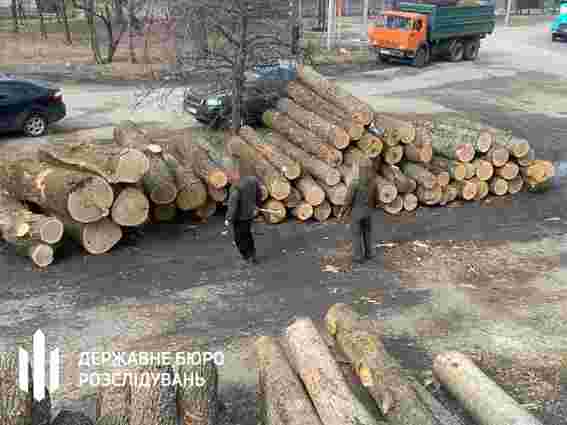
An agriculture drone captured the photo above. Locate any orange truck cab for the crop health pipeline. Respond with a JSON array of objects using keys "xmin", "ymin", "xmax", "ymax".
[{"xmin": 368, "ymin": 2, "xmax": 496, "ymax": 67}]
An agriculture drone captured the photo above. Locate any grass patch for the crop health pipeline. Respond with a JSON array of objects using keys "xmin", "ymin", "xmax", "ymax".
[
  {"xmin": 495, "ymin": 79, "xmax": 567, "ymax": 114},
  {"xmin": 508, "ymin": 237, "xmax": 560, "ymax": 257}
]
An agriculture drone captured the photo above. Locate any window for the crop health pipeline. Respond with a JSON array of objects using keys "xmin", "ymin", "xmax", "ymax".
[{"xmin": 374, "ymin": 15, "xmax": 412, "ymax": 31}]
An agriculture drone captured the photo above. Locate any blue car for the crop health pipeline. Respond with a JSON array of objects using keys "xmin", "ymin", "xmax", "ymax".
[
  {"xmin": 551, "ymin": 3, "xmax": 567, "ymax": 41},
  {"xmin": 0, "ymin": 73, "xmax": 66, "ymax": 137}
]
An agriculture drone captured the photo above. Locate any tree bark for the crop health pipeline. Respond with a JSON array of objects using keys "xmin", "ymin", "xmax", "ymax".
[
  {"xmin": 343, "ymin": 146, "xmax": 366, "ymax": 166},
  {"xmin": 239, "ymin": 127, "xmax": 301, "ymax": 180},
  {"xmin": 455, "ymin": 180, "xmax": 478, "ymax": 201},
  {"xmin": 489, "ymin": 177, "xmax": 508, "ymax": 196},
  {"xmin": 0, "ymin": 352, "xmax": 31, "ymax": 421},
  {"xmin": 440, "ymin": 184, "xmax": 459, "ymax": 205},
  {"xmin": 38, "ymin": 142, "xmax": 149, "ymax": 184},
  {"xmin": 96, "ymin": 366, "xmax": 131, "ymax": 423},
  {"xmin": 470, "ymin": 177, "xmax": 489, "ymax": 200},
  {"xmin": 379, "ymin": 196, "xmax": 403, "ymax": 214},
  {"xmin": 177, "ymin": 360, "xmax": 219, "ymax": 425},
  {"xmin": 507, "ymin": 176, "xmax": 524, "ymax": 194},
  {"xmin": 373, "ymin": 114, "xmax": 416, "ymax": 144},
  {"xmin": 184, "ymin": 145, "xmax": 228, "ymax": 189},
  {"xmin": 226, "ymin": 135, "xmax": 291, "ymax": 200},
  {"xmin": 313, "ymin": 200, "xmax": 332, "ymax": 221},
  {"xmin": 380, "ymin": 164, "xmax": 415, "ymax": 193},
  {"xmin": 471, "ymin": 159, "xmax": 494, "ymax": 181},
  {"xmin": 416, "ymin": 185, "xmax": 443, "ymax": 205},
  {"xmin": 356, "ymin": 133, "xmax": 383, "ymax": 158},
  {"xmin": 423, "ymin": 164, "xmax": 450, "ymax": 187},
  {"xmin": 403, "ymin": 140, "xmax": 432, "ymax": 163},
  {"xmin": 161, "ymin": 153, "xmax": 207, "ymax": 211},
  {"xmin": 129, "ymin": 365, "xmax": 176, "ymax": 425},
  {"xmin": 262, "ymin": 199, "xmax": 286, "ymax": 224},
  {"xmin": 516, "ymin": 148, "xmax": 535, "ymax": 167},
  {"xmin": 283, "ymin": 186, "xmax": 302, "ymax": 209},
  {"xmin": 325, "ymin": 304, "xmax": 440, "ymax": 425},
  {"xmin": 429, "ymin": 125, "xmax": 475, "ymax": 162},
  {"xmin": 428, "ymin": 116, "xmax": 494, "ymax": 153},
  {"xmin": 483, "ymin": 145, "xmax": 509, "ymax": 167},
  {"xmin": 317, "ymin": 180, "xmax": 347, "ymax": 206},
  {"xmin": 62, "ymin": 216, "xmax": 122, "ymax": 254},
  {"xmin": 430, "ymin": 157, "xmax": 466, "ymax": 181},
  {"xmin": 519, "ymin": 160, "xmax": 548, "ymax": 183},
  {"xmin": 193, "ymin": 199, "xmax": 217, "ymax": 222},
  {"xmin": 402, "ymin": 193, "xmax": 418, "ymax": 211},
  {"xmin": 296, "ymin": 175, "xmax": 325, "ymax": 206},
  {"xmin": 111, "ymin": 185, "xmax": 149, "ymax": 227},
  {"xmin": 497, "ymin": 136, "xmax": 530, "ymax": 158},
  {"xmin": 0, "ymin": 159, "xmax": 114, "ymax": 223},
  {"xmin": 152, "ymin": 204, "xmax": 177, "ymax": 222},
  {"xmin": 266, "ymin": 132, "xmax": 341, "ymax": 186},
  {"xmin": 382, "ymin": 145, "xmax": 404, "ymax": 165},
  {"xmin": 494, "ymin": 162, "xmax": 519, "ymax": 180},
  {"xmin": 258, "ymin": 180, "xmax": 269, "ymax": 202},
  {"xmin": 262, "ymin": 110, "xmax": 343, "ymax": 167},
  {"xmin": 375, "ymin": 175, "xmax": 398, "ymax": 204},
  {"xmin": 463, "ymin": 162, "xmax": 476, "ymax": 180},
  {"xmin": 60, "ymin": 0, "xmax": 72, "ymax": 44},
  {"xmin": 291, "ymin": 201, "xmax": 314, "ymax": 221},
  {"xmin": 399, "ymin": 162, "xmax": 435, "ymax": 189},
  {"xmin": 433, "ymin": 351, "xmax": 543, "ymax": 425},
  {"xmin": 255, "ymin": 336, "xmax": 324, "ymax": 425},
  {"xmin": 285, "ymin": 317, "xmax": 381, "ymax": 425},
  {"xmin": 339, "ymin": 164, "xmax": 356, "ymax": 188},
  {"xmin": 276, "ymin": 98, "xmax": 350, "ymax": 149}
]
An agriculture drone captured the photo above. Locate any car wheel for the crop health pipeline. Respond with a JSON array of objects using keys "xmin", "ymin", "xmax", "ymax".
[
  {"xmin": 412, "ymin": 47, "xmax": 429, "ymax": 68},
  {"xmin": 449, "ymin": 40, "xmax": 464, "ymax": 62},
  {"xmin": 463, "ymin": 39, "xmax": 480, "ymax": 60},
  {"xmin": 22, "ymin": 113, "xmax": 47, "ymax": 137},
  {"xmin": 552, "ymin": 34, "xmax": 558, "ymax": 42}
]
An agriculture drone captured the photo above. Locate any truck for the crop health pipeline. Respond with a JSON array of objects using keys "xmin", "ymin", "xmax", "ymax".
[
  {"xmin": 368, "ymin": 2, "xmax": 496, "ymax": 67},
  {"xmin": 551, "ymin": 1, "xmax": 567, "ymax": 42}
]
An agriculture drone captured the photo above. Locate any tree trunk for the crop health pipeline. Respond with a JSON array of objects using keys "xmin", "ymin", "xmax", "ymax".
[
  {"xmin": 455, "ymin": 180, "xmax": 478, "ymax": 201},
  {"xmin": 379, "ymin": 196, "xmax": 403, "ymax": 214},
  {"xmin": 324, "ymin": 304, "xmax": 439, "ymax": 425},
  {"xmin": 433, "ymin": 351, "xmax": 544, "ymax": 425},
  {"xmin": 483, "ymin": 145, "xmax": 509, "ymax": 167},
  {"xmin": 129, "ymin": 366, "xmax": 171, "ymax": 425},
  {"xmin": 226, "ymin": 135, "xmax": 291, "ymax": 200},
  {"xmin": 38, "ymin": 7, "xmax": 47, "ymax": 39},
  {"xmin": 266, "ymin": 132, "xmax": 341, "ymax": 186},
  {"xmin": 375, "ymin": 175, "xmax": 398, "ymax": 204},
  {"xmin": 96, "ymin": 367, "xmax": 131, "ymax": 423},
  {"xmin": 339, "ymin": 164, "xmax": 356, "ymax": 188},
  {"xmin": 489, "ymin": 177, "xmax": 508, "ymax": 196},
  {"xmin": 111, "ymin": 186, "xmax": 149, "ymax": 227},
  {"xmin": 373, "ymin": 114, "xmax": 416, "ymax": 144},
  {"xmin": 470, "ymin": 177, "xmax": 489, "ymax": 200},
  {"xmin": 471, "ymin": 159, "xmax": 493, "ymax": 181},
  {"xmin": 399, "ymin": 162, "xmax": 435, "ymax": 189},
  {"xmin": 207, "ymin": 185, "xmax": 227, "ymax": 203},
  {"xmin": 38, "ymin": 143, "xmax": 149, "ymax": 184},
  {"xmin": 291, "ymin": 201, "xmax": 314, "ymax": 221},
  {"xmin": 176, "ymin": 360, "xmax": 219, "ymax": 425},
  {"xmin": 276, "ymin": 98, "xmax": 350, "ymax": 149},
  {"xmin": 356, "ymin": 133, "xmax": 383, "ymax": 158},
  {"xmin": 127, "ymin": 0, "xmax": 137, "ymax": 63},
  {"xmin": 507, "ymin": 176, "xmax": 524, "ymax": 194},
  {"xmin": 382, "ymin": 145, "xmax": 404, "ymax": 165},
  {"xmin": 422, "ymin": 164, "xmax": 450, "ymax": 187},
  {"xmin": 380, "ymin": 164, "xmax": 415, "ymax": 193},
  {"xmin": 10, "ymin": 0, "xmax": 18, "ymax": 33},
  {"xmin": 296, "ymin": 175, "xmax": 325, "ymax": 206},
  {"xmin": 403, "ymin": 141, "xmax": 432, "ymax": 163},
  {"xmin": 285, "ymin": 317, "xmax": 381, "ymax": 425},
  {"xmin": 255, "ymin": 336, "xmax": 324, "ymax": 425},
  {"xmin": 282, "ymin": 187, "xmax": 302, "ymax": 209},
  {"xmin": 440, "ymin": 184, "xmax": 459, "ymax": 205},
  {"xmin": 184, "ymin": 145, "xmax": 228, "ymax": 189},
  {"xmin": 86, "ymin": 0, "xmax": 104, "ymax": 63},
  {"xmin": 497, "ymin": 137, "xmax": 530, "ymax": 158},
  {"xmin": 494, "ymin": 162, "xmax": 519, "ymax": 180},
  {"xmin": 262, "ymin": 199, "xmax": 286, "ymax": 224},
  {"xmin": 161, "ymin": 153, "xmax": 207, "ymax": 211},
  {"xmin": 317, "ymin": 180, "xmax": 348, "ymax": 206},
  {"xmin": 61, "ymin": 0, "xmax": 72, "ymax": 44},
  {"xmin": 519, "ymin": 160, "xmax": 549, "ymax": 183},
  {"xmin": 262, "ymin": 110, "xmax": 342, "ymax": 167},
  {"xmin": 297, "ymin": 65, "xmax": 373, "ymax": 125},
  {"xmin": 516, "ymin": 148, "xmax": 535, "ymax": 167},
  {"xmin": 193, "ymin": 199, "xmax": 217, "ymax": 222},
  {"xmin": 286, "ymin": 81, "xmax": 364, "ymax": 141},
  {"xmin": 63, "ymin": 216, "xmax": 122, "ymax": 254},
  {"xmin": 0, "ymin": 352, "xmax": 31, "ymax": 421},
  {"xmin": 430, "ymin": 157, "xmax": 467, "ymax": 181},
  {"xmin": 428, "ymin": 116, "xmax": 494, "ymax": 153},
  {"xmin": 230, "ymin": 11, "xmax": 248, "ymax": 132},
  {"xmin": 463, "ymin": 162, "xmax": 476, "ymax": 180},
  {"xmin": 402, "ymin": 193, "xmax": 418, "ymax": 211},
  {"xmin": 343, "ymin": 146, "xmax": 366, "ymax": 166},
  {"xmin": 11, "ymin": 241, "xmax": 54, "ymax": 267},
  {"xmin": 314, "ymin": 200, "xmax": 332, "ymax": 221},
  {"xmin": 416, "ymin": 185, "xmax": 443, "ymax": 205},
  {"xmin": 152, "ymin": 204, "xmax": 177, "ymax": 222},
  {"xmin": 239, "ymin": 127, "xmax": 301, "ymax": 180},
  {"xmin": 0, "ymin": 159, "xmax": 114, "ymax": 223},
  {"xmin": 429, "ymin": 125, "xmax": 475, "ymax": 162}
]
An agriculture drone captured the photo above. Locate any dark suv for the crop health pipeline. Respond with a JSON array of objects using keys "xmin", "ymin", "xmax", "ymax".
[{"xmin": 0, "ymin": 73, "xmax": 66, "ymax": 137}]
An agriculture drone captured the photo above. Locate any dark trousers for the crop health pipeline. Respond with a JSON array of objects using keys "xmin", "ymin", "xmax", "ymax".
[
  {"xmin": 352, "ymin": 216, "xmax": 374, "ymax": 260},
  {"xmin": 233, "ymin": 219, "xmax": 256, "ymax": 260}
]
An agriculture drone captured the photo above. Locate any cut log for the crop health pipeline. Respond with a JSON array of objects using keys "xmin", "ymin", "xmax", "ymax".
[
  {"xmin": 463, "ymin": 162, "xmax": 476, "ymax": 180},
  {"xmin": 239, "ymin": 126, "xmax": 301, "ymax": 180},
  {"xmin": 424, "ymin": 164, "xmax": 450, "ymax": 187},
  {"xmin": 456, "ymin": 180, "xmax": 478, "ymax": 201},
  {"xmin": 498, "ymin": 136, "xmax": 530, "ymax": 158},
  {"xmin": 258, "ymin": 181, "xmax": 270, "ymax": 202},
  {"xmin": 428, "ymin": 116, "xmax": 495, "ymax": 153},
  {"xmin": 96, "ymin": 367, "xmax": 131, "ymax": 425},
  {"xmin": 285, "ymin": 317, "xmax": 380, "ymax": 425},
  {"xmin": 193, "ymin": 199, "xmax": 217, "ymax": 222},
  {"xmin": 317, "ymin": 180, "xmax": 348, "ymax": 206},
  {"xmin": 255, "ymin": 336, "xmax": 324, "ymax": 425},
  {"xmin": 152, "ymin": 204, "xmax": 177, "ymax": 222},
  {"xmin": 296, "ymin": 65, "xmax": 373, "ymax": 125},
  {"xmin": 495, "ymin": 162, "xmax": 520, "ymax": 180},
  {"xmin": 0, "ymin": 159, "xmax": 114, "ymax": 223},
  {"xmin": 526, "ymin": 178, "xmax": 552, "ymax": 193},
  {"xmin": 403, "ymin": 141, "xmax": 433, "ymax": 163},
  {"xmin": 264, "ymin": 131, "xmax": 341, "ymax": 186},
  {"xmin": 380, "ymin": 164, "xmax": 415, "ymax": 193},
  {"xmin": 291, "ymin": 201, "xmax": 314, "ymax": 221},
  {"xmin": 430, "ymin": 157, "xmax": 466, "ymax": 181},
  {"xmin": 63, "ymin": 216, "xmax": 122, "ymax": 254},
  {"xmin": 472, "ymin": 159, "xmax": 494, "ymax": 181},
  {"xmin": 283, "ymin": 186, "xmax": 303, "ymax": 209},
  {"xmin": 129, "ymin": 366, "xmax": 171, "ymax": 425},
  {"xmin": 445, "ymin": 183, "xmax": 459, "ymax": 203},
  {"xmin": 182, "ymin": 145, "xmax": 228, "ymax": 189},
  {"xmin": 373, "ymin": 114, "xmax": 416, "ymax": 144},
  {"xmin": 433, "ymin": 351, "xmax": 544, "ymax": 425},
  {"xmin": 313, "ymin": 200, "xmax": 332, "ymax": 221},
  {"xmin": 332, "ymin": 204, "xmax": 343, "ymax": 218},
  {"xmin": 177, "ymin": 360, "xmax": 219, "ymax": 425},
  {"xmin": 262, "ymin": 199, "xmax": 286, "ymax": 224},
  {"xmin": 276, "ymin": 98, "xmax": 350, "ymax": 149},
  {"xmin": 379, "ymin": 196, "xmax": 403, "ymax": 214},
  {"xmin": 111, "ymin": 186, "xmax": 150, "ymax": 227},
  {"xmin": 226, "ymin": 135, "xmax": 291, "ymax": 200},
  {"xmin": 207, "ymin": 185, "xmax": 227, "ymax": 203},
  {"xmin": 356, "ymin": 133, "xmax": 383, "ymax": 158},
  {"xmin": 162, "ymin": 153, "xmax": 207, "ymax": 211},
  {"xmin": 38, "ymin": 142, "xmax": 149, "ymax": 184},
  {"xmin": 516, "ymin": 148, "xmax": 535, "ymax": 167},
  {"xmin": 402, "ymin": 193, "xmax": 418, "ymax": 211},
  {"xmin": 339, "ymin": 164, "xmax": 356, "ymax": 188},
  {"xmin": 483, "ymin": 145, "xmax": 509, "ymax": 167},
  {"xmin": 375, "ymin": 175, "xmax": 398, "ymax": 204},
  {"xmin": 428, "ymin": 121, "xmax": 475, "ymax": 162},
  {"xmin": 470, "ymin": 177, "xmax": 489, "ymax": 200},
  {"xmin": 416, "ymin": 184, "xmax": 443, "ymax": 205},
  {"xmin": 262, "ymin": 110, "xmax": 342, "ymax": 167},
  {"xmin": 13, "ymin": 241, "xmax": 55, "ymax": 267},
  {"xmin": 399, "ymin": 162, "xmax": 435, "ymax": 189},
  {"xmin": 287, "ymin": 81, "xmax": 364, "ymax": 140},
  {"xmin": 343, "ymin": 146, "xmax": 366, "ymax": 166},
  {"xmin": 382, "ymin": 145, "xmax": 404, "ymax": 165},
  {"xmin": 520, "ymin": 160, "xmax": 551, "ymax": 184},
  {"xmin": 507, "ymin": 176, "xmax": 524, "ymax": 194},
  {"xmin": 324, "ymin": 304, "xmax": 440, "ymax": 425},
  {"xmin": 489, "ymin": 177, "xmax": 508, "ymax": 196},
  {"xmin": 295, "ymin": 175, "xmax": 325, "ymax": 206}
]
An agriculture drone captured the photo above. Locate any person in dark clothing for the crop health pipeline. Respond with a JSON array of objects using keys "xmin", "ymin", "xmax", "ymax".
[
  {"xmin": 225, "ymin": 174, "xmax": 263, "ymax": 264},
  {"xmin": 344, "ymin": 158, "xmax": 378, "ymax": 263}
]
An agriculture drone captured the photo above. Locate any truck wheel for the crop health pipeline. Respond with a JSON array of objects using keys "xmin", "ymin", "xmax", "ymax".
[
  {"xmin": 412, "ymin": 47, "xmax": 429, "ymax": 68},
  {"xmin": 463, "ymin": 40, "xmax": 480, "ymax": 60},
  {"xmin": 449, "ymin": 41, "xmax": 464, "ymax": 62},
  {"xmin": 377, "ymin": 54, "xmax": 390, "ymax": 64}
]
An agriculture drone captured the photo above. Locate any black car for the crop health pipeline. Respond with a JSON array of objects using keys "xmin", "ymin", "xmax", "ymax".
[
  {"xmin": 0, "ymin": 73, "xmax": 66, "ymax": 137},
  {"xmin": 183, "ymin": 78, "xmax": 288, "ymax": 128}
]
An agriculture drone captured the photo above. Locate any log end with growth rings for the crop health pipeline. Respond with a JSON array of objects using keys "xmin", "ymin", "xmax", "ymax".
[
  {"xmin": 30, "ymin": 243, "xmax": 54, "ymax": 267},
  {"xmin": 116, "ymin": 149, "xmax": 151, "ymax": 183},
  {"xmin": 67, "ymin": 176, "xmax": 114, "ymax": 223},
  {"xmin": 81, "ymin": 218, "xmax": 123, "ymax": 255},
  {"xmin": 37, "ymin": 217, "xmax": 65, "ymax": 244}
]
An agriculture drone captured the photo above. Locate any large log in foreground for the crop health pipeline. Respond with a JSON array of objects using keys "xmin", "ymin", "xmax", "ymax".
[
  {"xmin": 63, "ymin": 216, "xmax": 122, "ymax": 254},
  {"xmin": 433, "ymin": 351, "xmax": 544, "ymax": 425},
  {"xmin": 177, "ymin": 361, "xmax": 219, "ymax": 425},
  {"xmin": 110, "ymin": 186, "xmax": 150, "ymax": 227},
  {"xmin": 162, "ymin": 153, "xmax": 207, "ymax": 211},
  {"xmin": 285, "ymin": 317, "xmax": 381, "ymax": 425}
]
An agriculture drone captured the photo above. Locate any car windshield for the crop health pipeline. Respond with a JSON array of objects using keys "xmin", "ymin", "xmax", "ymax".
[
  {"xmin": 561, "ymin": 4, "xmax": 567, "ymax": 14},
  {"xmin": 207, "ymin": 97, "xmax": 223, "ymax": 106},
  {"xmin": 374, "ymin": 15, "xmax": 413, "ymax": 30}
]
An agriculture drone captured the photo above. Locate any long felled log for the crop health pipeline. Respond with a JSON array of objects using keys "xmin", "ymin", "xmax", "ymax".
[
  {"xmin": 262, "ymin": 199, "xmax": 287, "ymax": 224},
  {"xmin": 0, "ymin": 159, "xmax": 114, "ymax": 223},
  {"xmin": 325, "ymin": 304, "xmax": 448, "ymax": 425},
  {"xmin": 343, "ymin": 146, "xmax": 366, "ymax": 166},
  {"xmin": 317, "ymin": 180, "xmax": 348, "ymax": 206},
  {"xmin": 427, "ymin": 116, "xmax": 494, "ymax": 153},
  {"xmin": 356, "ymin": 133, "xmax": 383, "ymax": 158},
  {"xmin": 373, "ymin": 114, "xmax": 417, "ymax": 144},
  {"xmin": 382, "ymin": 145, "xmax": 404, "ymax": 165},
  {"xmin": 381, "ymin": 164, "xmax": 416, "ymax": 193},
  {"xmin": 226, "ymin": 135, "xmax": 291, "ymax": 200},
  {"xmin": 498, "ymin": 135, "xmax": 530, "ymax": 158},
  {"xmin": 313, "ymin": 200, "xmax": 332, "ymax": 221},
  {"xmin": 297, "ymin": 65, "xmax": 373, "ymax": 125},
  {"xmin": 267, "ymin": 132, "xmax": 341, "ymax": 186},
  {"xmin": 291, "ymin": 201, "xmax": 314, "ymax": 221},
  {"xmin": 285, "ymin": 317, "xmax": 381, "ymax": 425},
  {"xmin": 177, "ymin": 360, "xmax": 219, "ymax": 425},
  {"xmin": 0, "ymin": 352, "xmax": 32, "ymax": 423},
  {"xmin": 423, "ymin": 164, "xmax": 450, "ymax": 187},
  {"xmin": 111, "ymin": 186, "xmax": 150, "ymax": 227},
  {"xmin": 433, "ymin": 351, "xmax": 543, "ymax": 425},
  {"xmin": 283, "ymin": 186, "xmax": 302, "ymax": 209},
  {"xmin": 403, "ymin": 140, "xmax": 433, "ymax": 163},
  {"xmin": 239, "ymin": 126, "xmax": 301, "ymax": 180},
  {"xmin": 375, "ymin": 175, "xmax": 398, "ymax": 204},
  {"xmin": 416, "ymin": 185, "xmax": 443, "ymax": 205},
  {"xmin": 339, "ymin": 164, "xmax": 356, "ymax": 188},
  {"xmin": 428, "ymin": 120, "xmax": 475, "ymax": 162},
  {"xmin": 463, "ymin": 162, "xmax": 476, "ymax": 180},
  {"xmin": 430, "ymin": 156, "xmax": 466, "ymax": 181},
  {"xmin": 129, "ymin": 365, "xmax": 176, "ymax": 425},
  {"xmin": 162, "ymin": 153, "xmax": 207, "ymax": 211},
  {"xmin": 174, "ymin": 142, "xmax": 228, "ymax": 189},
  {"xmin": 255, "ymin": 336, "xmax": 324, "ymax": 425},
  {"xmin": 62, "ymin": 215, "xmax": 122, "ymax": 254},
  {"xmin": 38, "ymin": 142, "xmax": 149, "ymax": 184},
  {"xmin": 276, "ymin": 98, "xmax": 350, "ymax": 149},
  {"xmin": 258, "ymin": 180, "xmax": 269, "ymax": 202},
  {"xmin": 96, "ymin": 367, "xmax": 131, "ymax": 425},
  {"xmin": 287, "ymin": 81, "xmax": 364, "ymax": 140},
  {"xmin": 262, "ymin": 110, "xmax": 342, "ymax": 167},
  {"xmin": 400, "ymin": 162, "xmax": 435, "ymax": 189},
  {"xmin": 296, "ymin": 175, "xmax": 325, "ymax": 206}
]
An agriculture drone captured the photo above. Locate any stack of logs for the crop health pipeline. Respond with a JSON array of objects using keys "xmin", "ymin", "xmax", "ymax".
[{"xmin": 255, "ymin": 303, "xmax": 544, "ymax": 425}]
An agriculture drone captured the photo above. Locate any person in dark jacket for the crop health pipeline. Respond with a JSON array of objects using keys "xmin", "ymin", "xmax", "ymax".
[
  {"xmin": 345, "ymin": 158, "xmax": 378, "ymax": 263},
  {"xmin": 225, "ymin": 174, "xmax": 263, "ymax": 264}
]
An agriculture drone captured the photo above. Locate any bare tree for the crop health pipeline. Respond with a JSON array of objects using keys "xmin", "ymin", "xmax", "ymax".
[
  {"xmin": 58, "ymin": 0, "xmax": 72, "ymax": 44},
  {"xmin": 11, "ymin": 0, "xmax": 19, "ymax": 33}
]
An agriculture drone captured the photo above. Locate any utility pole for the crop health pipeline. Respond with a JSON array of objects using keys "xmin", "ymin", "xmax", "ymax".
[
  {"xmin": 505, "ymin": 0, "xmax": 513, "ymax": 26},
  {"xmin": 327, "ymin": 0, "xmax": 335, "ymax": 49},
  {"xmin": 362, "ymin": 0, "xmax": 369, "ymax": 41}
]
